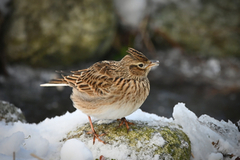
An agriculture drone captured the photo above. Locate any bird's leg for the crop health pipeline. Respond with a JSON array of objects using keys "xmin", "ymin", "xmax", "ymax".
[
  {"xmin": 87, "ymin": 116, "xmax": 106, "ymax": 144},
  {"xmin": 117, "ymin": 117, "xmax": 134, "ymax": 133}
]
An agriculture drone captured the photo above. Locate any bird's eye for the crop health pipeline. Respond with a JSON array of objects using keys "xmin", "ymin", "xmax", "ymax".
[{"xmin": 138, "ymin": 63, "xmax": 144, "ymax": 68}]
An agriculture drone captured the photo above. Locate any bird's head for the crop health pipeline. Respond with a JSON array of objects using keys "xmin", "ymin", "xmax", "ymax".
[{"xmin": 120, "ymin": 48, "xmax": 159, "ymax": 78}]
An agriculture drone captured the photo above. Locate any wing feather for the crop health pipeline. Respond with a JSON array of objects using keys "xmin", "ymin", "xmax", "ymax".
[
  {"xmin": 41, "ymin": 60, "xmax": 122, "ymax": 97},
  {"xmin": 62, "ymin": 61, "xmax": 119, "ymax": 96}
]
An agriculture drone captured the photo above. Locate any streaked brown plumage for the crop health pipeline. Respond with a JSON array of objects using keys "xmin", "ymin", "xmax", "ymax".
[{"xmin": 41, "ymin": 48, "xmax": 159, "ymax": 144}]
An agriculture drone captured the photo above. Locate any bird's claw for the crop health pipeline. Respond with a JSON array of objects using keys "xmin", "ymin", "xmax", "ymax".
[{"xmin": 117, "ymin": 117, "xmax": 134, "ymax": 133}]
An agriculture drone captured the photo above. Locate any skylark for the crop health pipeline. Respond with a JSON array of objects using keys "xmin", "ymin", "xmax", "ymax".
[{"xmin": 41, "ymin": 48, "xmax": 159, "ymax": 144}]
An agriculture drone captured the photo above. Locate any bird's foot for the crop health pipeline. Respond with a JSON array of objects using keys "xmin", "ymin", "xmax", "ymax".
[
  {"xmin": 86, "ymin": 130, "xmax": 106, "ymax": 144},
  {"xmin": 87, "ymin": 115, "xmax": 106, "ymax": 144},
  {"xmin": 117, "ymin": 117, "xmax": 134, "ymax": 133}
]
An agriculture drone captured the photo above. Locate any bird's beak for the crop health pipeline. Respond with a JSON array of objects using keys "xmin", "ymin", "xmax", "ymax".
[{"xmin": 148, "ymin": 60, "xmax": 159, "ymax": 68}]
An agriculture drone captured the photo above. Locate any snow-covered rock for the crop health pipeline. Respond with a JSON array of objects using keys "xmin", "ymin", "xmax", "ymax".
[
  {"xmin": 173, "ymin": 103, "xmax": 240, "ymax": 160},
  {"xmin": 0, "ymin": 101, "xmax": 26, "ymax": 123},
  {"xmin": 0, "ymin": 103, "xmax": 239, "ymax": 160},
  {"xmin": 63, "ymin": 120, "xmax": 191, "ymax": 160}
]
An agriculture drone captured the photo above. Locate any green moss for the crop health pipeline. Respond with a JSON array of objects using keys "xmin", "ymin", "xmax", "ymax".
[
  {"xmin": 5, "ymin": 0, "xmax": 116, "ymax": 67},
  {"xmin": 63, "ymin": 120, "xmax": 191, "ymax": 160}
]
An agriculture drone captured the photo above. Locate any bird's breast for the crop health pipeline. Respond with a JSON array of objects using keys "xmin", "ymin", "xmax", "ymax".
[{"xmin": 71, "ymin": 78, "xmax": 150, "ymax": 119}]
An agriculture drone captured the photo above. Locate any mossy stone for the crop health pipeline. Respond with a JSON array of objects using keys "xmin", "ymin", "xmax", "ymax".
[
  {"xmin": 151, "ymin": 0, "xmax": 240, "ymax": 57},
  {"xmin": 63, "ymin": 120, "xmax": 191, "ymax": 160},
  {"xmin": 5, "ymin": 0, "xmax": 116, "ymax": 66}
]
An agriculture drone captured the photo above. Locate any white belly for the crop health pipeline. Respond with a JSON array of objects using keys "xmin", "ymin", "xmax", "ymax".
[{"xmin": 89, "ymin": 100, "xmax": 144, "ymax": 120}]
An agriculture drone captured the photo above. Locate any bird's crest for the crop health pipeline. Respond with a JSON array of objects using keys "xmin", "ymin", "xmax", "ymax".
[{"xmin": 126, "ymin": 48, "xmax": 149, "ymax": 62}]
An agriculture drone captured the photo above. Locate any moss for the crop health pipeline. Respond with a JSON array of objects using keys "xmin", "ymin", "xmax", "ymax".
[
  {"xmin": 63, "ymin": 120, "xmax": 191, "ymax": 160},
  {"xmin": 5, "ymin": 0, "xmax": 116, "ymax": 66}
]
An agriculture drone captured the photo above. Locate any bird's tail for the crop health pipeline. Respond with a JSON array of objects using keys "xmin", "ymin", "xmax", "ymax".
[{"xmin": 40, "ymin": 78, "xmax": 69, "ymax": 87}]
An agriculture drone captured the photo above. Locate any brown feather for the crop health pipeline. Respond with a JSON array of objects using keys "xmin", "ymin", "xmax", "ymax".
[{"xmin": 127, "ymin": 48, "xmax": 149, "ymax": 62}]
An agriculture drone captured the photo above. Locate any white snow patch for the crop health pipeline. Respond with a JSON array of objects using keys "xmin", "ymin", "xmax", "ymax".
[
  {"xmin": 149, "ymin": 132, "xmax": 165, "ymax": 146},
  {"xmin": 0, "ymin": 132, "xmax": 24, "ymax": 156},
  {"xmin": 24, "ymin": 135, "xmax": 49, "ymax": 157},
  {"xmin": 61, "ymin": 139, "xmax": 93, "ymax": 160},
  {"xmin": 173, "ymin": 103, "xmax": 240, "ymax": 160},
  {"xmin": 208, "ymin": 153, "xmax": 223, "ymax": 160},
  {"xmin": 0, "ymin": 109, "xmax": 89, "ymax": 160}
]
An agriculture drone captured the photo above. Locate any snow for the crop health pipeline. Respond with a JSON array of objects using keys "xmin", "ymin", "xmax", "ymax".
[
  {"xmin": 60, "ymin": 139, "xmax": 93, "ymax": 160},
  {"xmin": 149, "ymin": 133, "xmax": 165, "ymax": 146},
  {"xmin": 173, "ymin": 103, "xmax": 240, "ymax": 160},
  {"xmin": 0, "ymin": 103, "xmax": 239, "ymax": 160},
  {"xmin": 0, "ymin": 132, "xmax": 24, "ymax": 156},
  {"xmin": 208, "ymin": 153, "xmax": 223, "ymax": 160},
  {"xmin": 0, "ymin": 110, "xmax": 88, "ymax": 160}
]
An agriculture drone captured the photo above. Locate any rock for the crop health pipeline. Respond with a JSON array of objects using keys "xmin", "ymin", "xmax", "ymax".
[
  {"xmin": 0, "ymin": 100, "xmax": 26, "ymax": 123},
  {"xmin": 63, "ymin": 120, "xmax": 191, "ymax": 160},
  {"xmin": 4, "ymin": 0, "xmax": 116, "ymax": 66},
  {"xmin": 151, "ymin": 0, "xmax": 240, "ymax": 57}
]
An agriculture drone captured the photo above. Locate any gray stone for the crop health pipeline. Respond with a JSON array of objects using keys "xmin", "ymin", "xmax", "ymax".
[
  {"xmin": 63, "ymin": 120, "xmax": 191, "ymax": 160},
  {"xmin": 5, "ymin": 0, "xmax": 116, "ymax": 66},
  {"xmin": 0, "ymin": 100, "xmax": 26, "ymax": 123},
  {"xmin": 151, "ymin": 0, "xmax": 240, "ymax": 57}
]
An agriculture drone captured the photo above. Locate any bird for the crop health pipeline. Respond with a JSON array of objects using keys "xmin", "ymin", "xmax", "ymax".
[{"xmin": 40, "ymin": 48, "xmax": 159, "ymax": 144}]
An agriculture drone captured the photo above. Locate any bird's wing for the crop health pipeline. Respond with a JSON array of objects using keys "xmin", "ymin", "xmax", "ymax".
[{"xmin": 63, "ymin": 61, "xmax": 119, "ymax": 97}]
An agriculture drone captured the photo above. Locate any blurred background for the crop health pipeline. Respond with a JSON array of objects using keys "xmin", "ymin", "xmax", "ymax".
[{"xmin": 0, "ymin": 0, "xmax": 240, "ymax": 125}]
